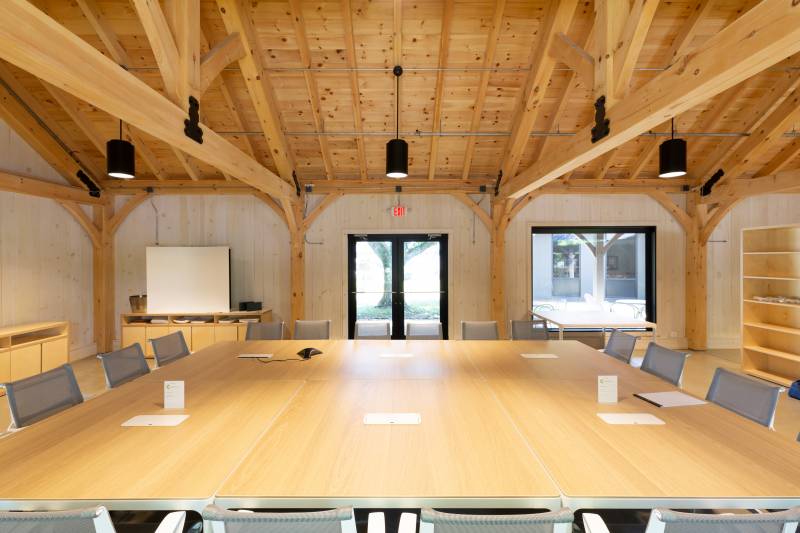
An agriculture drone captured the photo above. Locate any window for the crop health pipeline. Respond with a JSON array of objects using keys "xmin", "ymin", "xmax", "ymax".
[{"xmin": 531, "ymin": 226, "xmax": 656, "ymax": 323}]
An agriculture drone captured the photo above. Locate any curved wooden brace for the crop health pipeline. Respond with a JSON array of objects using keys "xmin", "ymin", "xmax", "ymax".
[
  {"xmin": 58, "ymin": 200, "xmax": 101, "ymax": 249},
  {"xmin": 505, "ymin": 192, "xmax": 541, "ymax": 224},
  {"xmin": 647, "ymin": 190, "xmax": 693, "ymax": 234},
  {"xmin": 700, "ymin": 197, "xmax": 742, "ymax": 244},
  {"xmin": 252, "ymin": 191, "xmax": 289, "ymax": 227},
  {"xmin": 303, "ymin": 193, "xmax": 341, "ymax": 231},
  {"xmin": 108, "ymin": 192, "xmax": 150, "ymax": 235},
  {"xmin": 450, "ymin": 192, "xmax": 491, "ymax": 230}
]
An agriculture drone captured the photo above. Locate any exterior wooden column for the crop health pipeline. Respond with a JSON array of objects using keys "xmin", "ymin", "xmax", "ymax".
[
  {"xmin": 92, "ymin": 199, "xmax": 115, "ymax": 353},
  {"xmin": 685, "ymin": 193, "xmax": 708, "ymax": 351},
  {"xmin": 490, "ymin": 200, "xmax": 510, "ymax": 339}
]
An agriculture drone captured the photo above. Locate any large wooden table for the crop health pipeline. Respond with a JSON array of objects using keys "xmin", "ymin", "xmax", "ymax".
[
  {"xmin": 0, "ymin": 340, "xmax": 798, "ymax": 512},
  {"xmin": 531, "ymin": 309, "xmax": 657, "ymax": 340}
]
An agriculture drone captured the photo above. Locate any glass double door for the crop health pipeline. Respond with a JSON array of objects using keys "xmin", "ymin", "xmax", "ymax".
[{"xmin": 347, "ymin": 234, "xmax": 448, "ymax": 339}]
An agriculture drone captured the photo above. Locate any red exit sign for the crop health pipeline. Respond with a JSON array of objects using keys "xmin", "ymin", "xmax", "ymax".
[{"xmin": 392, "ymin": 205, "xmax": 406, "ymax": 217}]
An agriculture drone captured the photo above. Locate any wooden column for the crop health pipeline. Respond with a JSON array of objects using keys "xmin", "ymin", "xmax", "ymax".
[
  {"xmin": 287, "ymin": 199, "xmax": 305, "ymax": 337},
  {"xmin": 92, "ymin": 200, "xmax": 115, "ymax": 353},
  {"xmin": 685, "ymin": 193, "xmax": 708, "ymax": 351},
  {"xmin": 490, "ymin": 199, "xmax": 511, "ymax": 339}
]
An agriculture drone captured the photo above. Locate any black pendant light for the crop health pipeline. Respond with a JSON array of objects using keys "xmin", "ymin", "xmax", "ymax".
[
  {"xmin": 107, "ymin": 120, "xmax": 135, "ymax": 179},
  {"xmin": 658, "ymin": 118, "xmax": 686, "ymax": 178},
  {"xmin": 386, "ymin": 65, "xmax": 408, "ymax": 178}
]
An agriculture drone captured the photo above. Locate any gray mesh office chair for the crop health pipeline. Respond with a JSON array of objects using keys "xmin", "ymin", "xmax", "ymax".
[
  {"xmin": 406, "ymin": 322, "xmax": 443, "ymax": 340},
  {"xmin": 355, "ymin": 321, "xmax": 391, "ymax": 339},
  {"xmin": 150, "ymin": 331, "xmax": 191, "ymax": 367},
  {"xmin": 510, "ymin": 320, "xmax": 549, "ymax": 340},
  {"xmin": 584, "ymin": 507, "xmax": 800, "ymax": 533},
  {"xmin": 706, "ymin": 367, "xmax": 782, "ymax": 428},
  {"xmin": 602, "ymin": 329, "xmax": 637, "ymax": 363},
  {"xmin": 0, "ymin": 506, "xmax": 185, "ymax": 533},
  {"xmin": 640, "ymin": 342, "xmax": 688, "ymax": 386},
  {"xmin": 411, "ymin": 508, "xmax": 574, "ymax": 533},
  {"xmin": 2, "ymin": 364, "xmax": 83, "ymax": 429},
  {"xmin": 97, "ymin": 343, "xmax": 150, "ymax": 389},
  {"xmin": 461, "ymin": 321, "xmax": 499, "ymax": 340},
  {"xmin": 202, "ymin": 505, "xmax": 357, "ymax": 533},
  {"xmin": 294, "ymin": 320, "xmax": 331, "ymax": 340},
  {"xmin": 245, "ymin": 321, "xmax": 284, "ymax": 340}
]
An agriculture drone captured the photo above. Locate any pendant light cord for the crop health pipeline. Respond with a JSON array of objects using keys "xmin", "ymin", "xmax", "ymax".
[{"xmin": 395, "ymin": 73, "xmax": 400, "ymax": 139}]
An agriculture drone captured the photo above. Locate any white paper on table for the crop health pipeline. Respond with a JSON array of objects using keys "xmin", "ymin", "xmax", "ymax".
[
  {"xmin": 164, "ymin": 380, "xmax": 184, "ymax": 409},
  {"xmin": 598, "ymin": 413, "xmax": 665, "ymax": 425},
  {"xmin": 363, "ymin": 413, "xmax": 421, "ymax": 425},
  {"xmin": 598, "ymin": 375, "xmax": 618, "ymax": 404},
  {"xmin": 122, "ymin": 415, "xmax": 189, "ymax": 427},
  {"xmin": 520, "ymin": 353, "xmax": 559, "ymax": 359},
  {"xmin": 237, "ymin": 354, "xmax": 273, "ymax": 359},
  {"xmin": 379, "ymin": 353, "xmax": 414, "ymax": 358},
  {"xmin": 634, "ymin": 391, "xmax": 707, "ymax": 408}
]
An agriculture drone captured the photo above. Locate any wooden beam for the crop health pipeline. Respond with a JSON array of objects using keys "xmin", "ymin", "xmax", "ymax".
[
  {"xmin": 502, "ymin": 0, "xmax": 800, "ymax": 199},
  {"xmin": 450, "ymin": 193, "xmax": 491, "ymax": 230},
  {"xmin": 288, "ymin": 0, "xmax": 335, "ymax": 180},
  {"xmin": 217, "ymin": 0, "xmax": 295, "ymax": 182},
  {"xmin": 647, "ymin": 190, "xmax": 693, "ymax": 233},
  {"xmin": 302, "ymin": 193, "xmax": 341, "ymax": 231},
  {"xmin": 174, "ymin": 149, "xmax": 202, "ymax": 181},
  {"xmin": 122, "ymin": 125, "xmax": 168, "ymax": 180},
  {"xmin": 613, "ymin": 0, "xmax": 659, "ymax": 99},
  {"xmin": 108, "ymin": 191, "xmax": 150, "ymax": 234},
  {"xmin": 506, "ymin": 192, "xmax": 541, "ymax": 223},
  {"xmin": 75, "ymin": 0, "xmax": 130, "ymax": 66},
  {"xmin": 593, "ymin": 0, "xmax": 629, "ymax": 104},
  {"xmin": 198, "ymin": 33, "xmax": 244, "ymax": 96},
  {"xmin": 756, "ymin": 138, "xmax": 800, "ymax": 177},
  {"xmin": 490, "ymin": 199, "xmax": 513, "ymax": 338},
  {"xmin": 595, "ymin": 149, "xmax": 618, "ymax": 179},
  {"xmin": 0, "ymin": 1, "xmax": 295, "ymax": 198},
  {"xmin": 341, "ymin": 0, "xmax": 368, "ymax": 181},
  {"xmin": 175, "ymin": 0, "xmax": 200, "ymax": 104},
  {"xmin": 685, "ymin": 193, "xmax": 707, "ymax": 350},
  {"xmin": 58, "ymin": 200, "xmax": 101, "ymax": 249},
  {"xmin": 0, "ymin": 170, "xmax": 103, "ymax": 204},
  {"xmin": 427, "ymin": 0, "xmax": 454, "ymax": 180},
  {"xmin": 393, "ymin": 0, "xmax": 402, "ymax": 67},
  {"xmin": 460, "ymin": 0, "xmax": 506, "ymax": 181},
  {"xmin": 131, "ymin": 0, "xmax": 180, "ymax": 96},
  {"xmin": 92, "ymin": 203, "xmax": 115, "ymax": 352},
  {"xmin": 704, "ymin": 169, "xmax": 800, "ymax": 205},
  {"xmin": 548, "ymin": 32, "xmax": 594, "ymax": 89},
  {"xmin": 665, "ymin": 0, "xmax": 713, "ymax": 67},
  {"xmin": 42, "ymin": 82, "xmax": 105, "ymax": 154},
  {"xmin": 500, "ymin": 0, "xmax": 578, "ymax": 181}
]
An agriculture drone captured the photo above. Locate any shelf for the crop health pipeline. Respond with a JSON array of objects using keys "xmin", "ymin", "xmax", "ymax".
[
  {"xmin": 743, "ymin": 299, "xmax": 800, "ymax": 309},
  {"xmin": 742, "ymin": 368, "xmax": 795, "ymax": 387},
  {"xmin": 742, "ymin": 344, "xmax": 800, "ymax": 363},
  {"xmin": 743, "ymin": 251, "xmax": 800, "ymax": 255},
  {"xmin": 744, "ymin": 322, "xmax": 800, "ymax": 336},
  {"xmin": 743, "ymin": 276, "xmax": 800, "ymax": 281}
]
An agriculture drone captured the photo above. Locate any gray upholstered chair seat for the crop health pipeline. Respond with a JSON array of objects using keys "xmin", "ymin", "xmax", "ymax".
[
  {"xmin": 510, "ymin": 320, "xmax": 549, "ymax": 340},
  {"xmin": 406, "ymin": 322, "xmax": 443, "ymax": 340},
  {"xmin": 246, "ymin": 321, "xmax": 284, "ymax": 340},
  {"xmin": 706, "ymin": 367, "xmax": 782, "ymax": 428},
  {"xmin": 461, "ymin": 321, "xmax": 499, "ymax": 340},
  {"xmin": 294, "ymin": 320, "xmax": 331, "ymax": 340}
]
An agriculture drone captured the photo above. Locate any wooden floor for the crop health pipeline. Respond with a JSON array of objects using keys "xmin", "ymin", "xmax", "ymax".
[{"xmin": 2, "ymin": 346, "xmax": 798, "ymax": 443}]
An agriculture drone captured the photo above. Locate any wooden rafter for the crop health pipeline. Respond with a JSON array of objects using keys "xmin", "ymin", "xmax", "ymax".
[
  {"xmin": 341, "ymin": 0, "xmax": 368, "ymax": 181},
  {"xmin": 595, "ymin": 149, "xmax": 618, "ymax": 179},
  {"xmin": 131, "ymin": 0, "xmax": 180, "ymax": 96},
  {"xmin": 123, "ymin": 125, "xmax": 168, "ymax": 181},
  {"xmin": 198, "ymin": 32, "xmax": 243, "ymax": 97},
  {"xmin": 0, "ymin": 170, "xmax": 103, "ymax": 204},
  {"xmin": 613, "ymin": 0, "xmax": 659, "ymax": 99},
  {"xmin": 756, "ymin": 138, "xmax": 800, "ymax": 177},
  {"xmin": 42, "ymin": 82, "xmax": 105, "ymax": 155},
  {"xmin": 450, "ymin": 193, "xmax": 491, "ymax": 230},
  {"xmin": 593, "ymin": 0, "xmax": 628, "ymax": 105},
  {"xmin": 460, "ymin": 0, "xmax": 506, "ymax": 181},
  {"xmin": 427, "ymin": 0, "xmax": 454, "ymax": 181},
  {"xmin": 549, "ymin": 33, "xmax": 594, "ymax": 89},
  {"xmin": 302, "ymin": 193, "xmax": 341, "ymax": 231},
  {"xmin": 75, "ymin": 0, "xmax": 130, "ymax": 66},
  {"xmin": 664, "ymin": 0, "xmax": 713, "ymax": 67},
  {"xmin": 502, "ymin": 0, "xmax": 800, "ymax": 199}
]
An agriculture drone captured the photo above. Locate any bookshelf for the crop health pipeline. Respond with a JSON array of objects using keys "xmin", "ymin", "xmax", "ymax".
[{"xmin": 741, "ymin": 224, "xmax": 800, "ymax": 386}]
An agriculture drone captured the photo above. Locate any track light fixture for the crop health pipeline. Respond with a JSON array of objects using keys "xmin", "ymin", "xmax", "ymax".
[
  {"xmin": 107, "ymin": 120, "xmax": 135, "ymax": 179},
  {"xmin": 658, "ymin": 118, "xmax": 687, "ymax": 178},
  {"xmin": 386, "ymin": 66, "xmax": 408, "ymax": 178}
]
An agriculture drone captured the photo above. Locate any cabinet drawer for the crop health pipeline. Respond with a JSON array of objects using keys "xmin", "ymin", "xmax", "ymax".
[
  {"xmin": 215, "ymin": 325, "xmax": 239, "ymax": 343},
  {"xmin": 41, "ymin": 337, "xmax": 69, "ymax": 372},
  {"xmin": 10, "ymin": 344, "xmax": 41, "ymax": 381},
  {"xmin": 237, "ymin": 324, "xmax": 248, "ymax": 341},
  {"xmin": 191, "ymin": 327, "xmax": 215, "ymax": 352}
]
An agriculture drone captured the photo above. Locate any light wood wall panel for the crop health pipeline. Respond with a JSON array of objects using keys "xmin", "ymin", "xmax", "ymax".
[
  {"xmin": 0, "ymin": 119, "xmax": 67, "ymax": 184},
  {"xmin": 304, "ymin": 194, "xmax": 491, "ymax": 339},
  {"xmin": 707, "ymin": 194, "xmax": 800, "ymax": 348},
  {"xmin": 504, "ymin": 194, "xmax": 688, "ymax": 347},
  {"xmin": 113, "ymin": 194, "xmax": 290, "ymax": 343}
]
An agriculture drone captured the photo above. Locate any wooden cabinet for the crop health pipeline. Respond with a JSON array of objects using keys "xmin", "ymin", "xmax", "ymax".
[
  {"xmin": 0, "ymin": 350, "xmax": 10, "ymax": 383},
  {"xmin": 121, "ymin": 327, "xmax": 146, "ymax": 352},
  {"xmin": 41, "ymin": 336, "xmax": 69, "ymax": 372},
  {"xmin": 0, "ymin": 322, "xmax": 70, "ymax": 389},
  {"xmin": 168, "ymin": 326, "xmax": 193, "ymax": 350},
  {"xmin": 191, "ymin": 327, "xmax": 215, "ymax": 351},
  {"xmin": 144, "ymin": 326, "xmax": 169, "ymax": 356},
  {"xmin": 215, "ymin": 325, "xmax": 239, "ymax": 342},
  {"xmin": 10, "ymin": 344, "xmax": 42, "ymax": 381}
]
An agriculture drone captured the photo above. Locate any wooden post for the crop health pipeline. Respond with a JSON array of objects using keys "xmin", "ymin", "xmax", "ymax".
[
  {"xmin": 685, "ymin": 193, "xmax": 708, "ymax": 351},
  {"xmin": 490, "ymin": 199, "xmax": 510, "ymax": 339},
  {"xmin": 288, "ymin": 200, "xmax": 305, "ymax": 336},
  {"xmin": 92, "ymin": 199, "xmax": 115, "ymax": 353}
]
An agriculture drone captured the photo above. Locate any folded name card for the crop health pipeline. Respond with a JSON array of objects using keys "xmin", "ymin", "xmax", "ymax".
[
  {"xmin": 597, "ymin": 413, "xmax": 665, "ymax": 425},
  {"xmin": 598, "ymin": 375, "xmax": 618, "ymax": 404},
  {"xmin": 164, "ymin": 380, "xmax": 184, "ymax": 409},
  {"xmin": 520, "ymin": 353, "xmax": 559, "ymax": 359},
  {"xmin": 363, "ymin": 413, "xmax": 421, "ymax": 425},
  {"xmin": 122, "ymin": 415, "xmax": 189, "ymax": 427}
]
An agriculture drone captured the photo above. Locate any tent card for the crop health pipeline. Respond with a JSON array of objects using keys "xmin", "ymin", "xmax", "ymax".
[
  {"xmin": 164, "ymin": 381, "xmax": 185, "ymax": 409},
  {"xmin": 598, "ymin": 375, "xmax": 618, "ymax": 404}
]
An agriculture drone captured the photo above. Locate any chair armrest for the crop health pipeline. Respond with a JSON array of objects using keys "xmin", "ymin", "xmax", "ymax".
[
  {"xmin": 398, "ymin": 512, "xmax": 417, "ymax": 533},
  {"xmin": 154, "ymin": 511, "xmax": 186, "ymax": 533},
  {"xmin": 582, "ymin": 514, "xmax": 611, "ymax": 533},
  {"xmin": 367, "ymin": 512, "xmax": 386, "ymax": 533}
]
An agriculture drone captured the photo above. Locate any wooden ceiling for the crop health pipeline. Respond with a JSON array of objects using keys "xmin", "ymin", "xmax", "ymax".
[{"xmin": 1, "ymin": 0, "xmax": 799, "ymax": 194}]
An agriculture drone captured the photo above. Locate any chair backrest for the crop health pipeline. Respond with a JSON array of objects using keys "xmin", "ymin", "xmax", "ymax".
[
  {"xmin": 419, "ymin": 508, "xmax": 573, "ymax": 533},
  {"xmin": 202, "ymin": 505, "xmax": 356, "ymax": 533},
  {"xmin": 294, "ymin": 320, "xmax": 331, "ymax": 340},
  {"xmin": 406, "ymin": 322, "xmax": 443, "ymax": 340},
  {"xmin": 246, "ymin": 321, "xmax": 284, "ymax": 340},
  {"xmin": 3, "ymin": 364, "xmax": 83, "ymax": 429},
  {"xmin": 461, "ymin": 321, "xmax": 499, "ymax": 340},
  {"xmin": 355, "ymin": 321, "xmax": 391, "ymax": 339},
  {"xmin": 604, "ymin": 329, "xmax": 637, "ymax": 363},
  {"xmin": 97, "ymin": 343, "xmax": 150, "ymax": 389},
  {"xmin": 510, "ymin": 320, "xmax": 549, "ymax": 340},
  {"xmin": 640, "ymin": 342, "xmax": 688, "ymax": 386},
  {"xmin": 705, "ymin": 367, "xmax": 781, "ymax": 428},
  {"xmin": 645, "ymin": 507, "xmax": 800, "ymax": 533},
  {"xmin": 150, "ymin": 331, "xmax": 191, "ymax": 367},
  {"xmin": 0, "ymin": 505, "xmax": 116, "ymax": 533}
]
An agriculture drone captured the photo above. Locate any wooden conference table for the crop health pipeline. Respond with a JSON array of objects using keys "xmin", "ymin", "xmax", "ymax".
[
  {"xmin": 0, "ymin": 340, "xmax": 797, "ymax": 512},
  {"xmin": 531, "ymin": 309, "xmax": 657, "ymax": 340}
]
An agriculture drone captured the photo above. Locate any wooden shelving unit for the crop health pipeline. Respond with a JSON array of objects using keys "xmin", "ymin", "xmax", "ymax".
[
  {"xmin": 741, "ymin": 224, "xmax": 800, "ymax": 386},
  {"xmin": 120, "ymin": 310, "xmax": 272, "ymax": 357},
  {"xmin": 0, "ymin": 321, "xmax": 70, "ymax": 390}
]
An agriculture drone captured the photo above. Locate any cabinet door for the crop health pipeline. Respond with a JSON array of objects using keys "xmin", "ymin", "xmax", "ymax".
[
  {"xmin": 145, "ymin": 326, "xmax": 170, "ymax": 356},
  {"xmin": 121, "ymin": 327, "xmax": 147, "ymax": 353},
  {"xmin": 191, "ymin": 327, "xmax": 215, "ymax": 351},
  {"xmin": 215, "ymin": 325, "xmax": 239, "ymax": 343},
  {"xmin": 168, "ymin": 326, "xmax": 193, "ymax": 351},
  {"xmin": 10, "ymin": 344, "xmax": 41, "ymax": 381},
  {"xmin": 237, "ymin": 324, "xmax": 248, "ymax": 341},
  {"xmin": 41, "ymin": 337, "xmax": 69, "ymax": 372},
  {"xmin": 0, "ymin": 350, "xmax": 10, "ymax": 384}
]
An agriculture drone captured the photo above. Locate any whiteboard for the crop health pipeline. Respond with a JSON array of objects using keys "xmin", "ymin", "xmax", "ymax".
[{"xmin": 146, "ymin": 246, "xmax": 230, "ymax": 313}]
